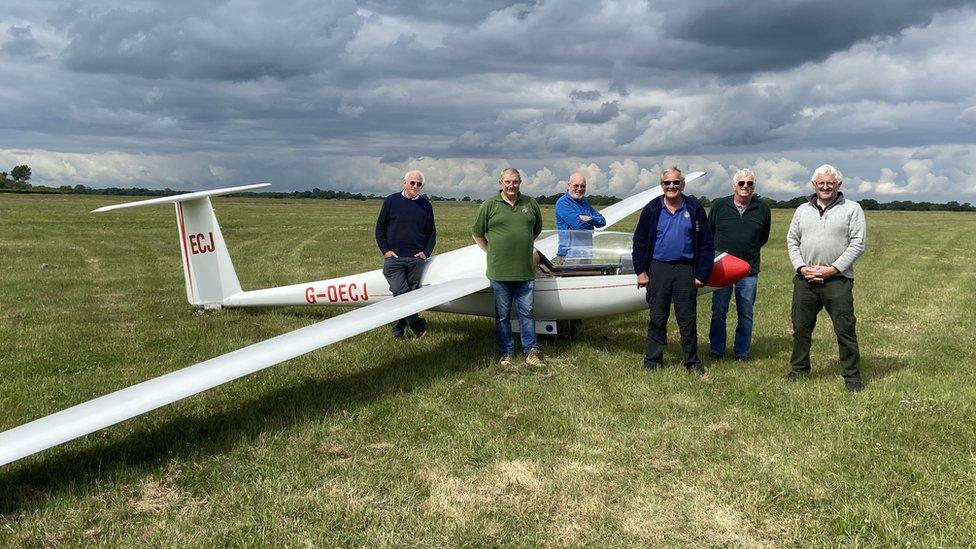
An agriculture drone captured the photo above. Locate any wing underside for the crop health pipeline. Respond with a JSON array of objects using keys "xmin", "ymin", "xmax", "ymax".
[{"xmin": 0, "ymin": 277, "xmax": 489, "ymax": 466}]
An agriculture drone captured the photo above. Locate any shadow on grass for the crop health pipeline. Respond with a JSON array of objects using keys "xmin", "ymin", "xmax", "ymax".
[
  {"xmin": 804, "ymin": 353, "xmax": 907, "ymax": 385},
  {"xmin": 0, "ymin": 318, "xmax": 494, "ymax": 514}
]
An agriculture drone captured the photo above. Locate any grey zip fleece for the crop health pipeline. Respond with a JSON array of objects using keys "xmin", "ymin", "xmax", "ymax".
[{"xmin": 787, "ymin": 194, "xmax": 867, "ymax": 279}]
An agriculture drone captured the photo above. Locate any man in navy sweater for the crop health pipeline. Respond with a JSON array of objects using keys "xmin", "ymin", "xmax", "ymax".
[
  {"xmin": 632, "ymin": 167, "xmax": 714, "ymax": 375},
  {"xmin": 375, "ymin": 170, "xmax": 436, "ymax": 339}
]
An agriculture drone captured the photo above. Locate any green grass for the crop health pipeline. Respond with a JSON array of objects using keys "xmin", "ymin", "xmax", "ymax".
[{"xmin": 1, "ymin": 193, "xmax": 975, "ymax": 546}]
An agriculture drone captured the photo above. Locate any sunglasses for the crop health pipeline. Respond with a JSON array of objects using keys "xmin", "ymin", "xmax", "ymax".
[
  {"xmin": 736, "ymin": 180, "xmax": 755, "ymax": 188},
  {"xmin": 406, "ymin": 181, "xmax": 424, "ymax": 187},
  {"xmin": 661, "ymin": 180, "xmax": 683, "ymax": 187}
]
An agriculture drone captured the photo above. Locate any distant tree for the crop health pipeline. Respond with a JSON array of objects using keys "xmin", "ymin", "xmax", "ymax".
[{"xmin": 10, "ymin": 165, "xmax": 31, "ymax": 183}]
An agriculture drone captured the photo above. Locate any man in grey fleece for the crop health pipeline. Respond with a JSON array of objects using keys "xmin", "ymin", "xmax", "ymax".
[{"xmin": 786, "ymin": 164, "xmax": 867, "ymax": 392}]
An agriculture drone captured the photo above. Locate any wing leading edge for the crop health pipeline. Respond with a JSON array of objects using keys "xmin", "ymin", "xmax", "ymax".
[
  {"xmin": 596, "ymin": 171, "xmax": 705, "ymax": 229},
  {"xmin": 0, "ymin": 277, "xmax": 489, "ymax": 466}
]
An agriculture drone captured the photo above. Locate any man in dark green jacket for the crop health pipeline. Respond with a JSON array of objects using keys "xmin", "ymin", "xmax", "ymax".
[{"xmin": 708, "ymin": 168, "xmax": 771, "ymax": 361}]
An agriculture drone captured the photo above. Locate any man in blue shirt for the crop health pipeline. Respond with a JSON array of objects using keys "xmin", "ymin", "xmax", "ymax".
[
  {"xmin": 375, "ymin": 170, "xmax": 436, "ymax": 340},
  {"xmin": 632, "ymin": 167, "xmax": 714, "ymax": 375},
  {"xmin": 554, "ymin": 173, "xmax": 606, "ymax": 264}
]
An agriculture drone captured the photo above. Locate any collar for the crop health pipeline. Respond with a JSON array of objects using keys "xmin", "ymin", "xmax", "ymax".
[
  {"xmin": 662, "ymin": 195, "xmax": 685, "ymax": 212},
  {"xmin": 494, "ymin": 191, "xmax": 522, "ymax": 206},
  {"xmin": 731, "ymin": 195, "xmax": 753, "ymax": 209},
  {"xmin": 401, "ymin": 190, "xmax": 420, "ymax": 201},
  {"xmin": 808, "ymin": 191, "xmax": 843, "ymax": 211}
]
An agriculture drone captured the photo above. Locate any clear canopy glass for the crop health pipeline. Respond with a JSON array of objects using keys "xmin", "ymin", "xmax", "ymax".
[{"xmin": 536, "ymin": 230, "xmax": 635, "ymax": 275}]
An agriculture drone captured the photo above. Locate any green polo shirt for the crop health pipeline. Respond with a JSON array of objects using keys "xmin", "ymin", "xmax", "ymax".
[{"xmin": 472, "ymin": 193, "xmax": 542, "ymax": 281}]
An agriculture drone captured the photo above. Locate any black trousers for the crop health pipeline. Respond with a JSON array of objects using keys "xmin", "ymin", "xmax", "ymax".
[
  {"xmin": 383, "ymin": 256, "xmax": 427, "ymax": 335},
  {"xmin": 790, "ymin": 275, "xmax": 861, "ymax": 381},
  {"xmin": 644, "ymin": 261, "xmax": 702, "ymax": 369}
]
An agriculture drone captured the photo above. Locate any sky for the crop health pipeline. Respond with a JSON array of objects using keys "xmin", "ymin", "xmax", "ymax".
[{"xmin": 2, "ymin": 0, "xmax": 975, "ymax": 201}]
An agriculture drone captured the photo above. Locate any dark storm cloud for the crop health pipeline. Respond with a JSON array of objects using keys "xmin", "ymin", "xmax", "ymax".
[
  {"xmin": 570, "ymin": 90, "xmax": 602, "ymax": 102},
  {"xmin": 2, "ymin": 25, "xmax": 47, "ymax": 61},
  {"xmin": 575, "ymin": 101, "xmax": 620, "ymax": 124},
  {"xmin": 671, "ymin": 0, "xmax": 976, "ymax": 73},
  {"xmin": 60, "ymin": 1, "xmax": 363, "ymax": 81},
  {"xmin": 360, "ymin": 0, "xmax": 533, "ymax": 23}
]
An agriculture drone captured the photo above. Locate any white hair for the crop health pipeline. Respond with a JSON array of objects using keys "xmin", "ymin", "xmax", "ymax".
[
  {"xmin": 403, "ymin": 170, "xmax": 425, "ymax": 183},
  {"xmin": 811, "ymin": 164, "xmax": 842, "ymax": 182},
  {"xmin": 732, "ymin": 168, "xmax": 755, "ymax": 183}
]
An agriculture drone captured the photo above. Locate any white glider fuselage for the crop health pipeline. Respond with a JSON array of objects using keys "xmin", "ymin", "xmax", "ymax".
[{"xmin": 223, "ymin": 242, "xmax": 649, "ymax": 320}]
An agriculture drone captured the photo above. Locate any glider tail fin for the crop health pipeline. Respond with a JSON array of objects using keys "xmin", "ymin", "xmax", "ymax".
[
  {"xmin": 92, "ymin": 183, "xmax": 270, "ymax": 308},
  {"xmin": 173, "ymin": 197, "xmax": 241, "ymax": 308}
]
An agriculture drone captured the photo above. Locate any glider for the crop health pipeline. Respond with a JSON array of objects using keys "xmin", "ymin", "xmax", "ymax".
[{"xmin": 0, "ymin": 173, "xmax": 749, "ymax": 466}]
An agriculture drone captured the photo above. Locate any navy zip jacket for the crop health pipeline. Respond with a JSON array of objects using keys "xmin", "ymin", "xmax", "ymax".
[{"xmin": 632, "ymin": 194, "xmax": 715, "ymax": 283}]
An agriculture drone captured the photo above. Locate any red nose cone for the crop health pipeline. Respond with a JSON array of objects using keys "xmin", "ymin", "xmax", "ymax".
[{"xmin": 705, "ymin": 253, "xmax": 751, "ymax": 287}]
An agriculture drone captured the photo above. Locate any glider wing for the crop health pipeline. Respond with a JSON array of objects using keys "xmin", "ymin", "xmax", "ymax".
[{"xmin": 0, "ymin": 276, "xmax": 489, "ymax": 466}]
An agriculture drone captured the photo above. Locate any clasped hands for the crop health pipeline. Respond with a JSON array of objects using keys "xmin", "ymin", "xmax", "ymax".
[{"xmin": 799, "ymin": 264, "xmax": 838, "ymax": 284}]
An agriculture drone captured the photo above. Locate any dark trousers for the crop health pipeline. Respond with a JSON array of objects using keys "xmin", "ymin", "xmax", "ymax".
[
  {"xmin": 383, "ymin": 256, "xmax": 427, "ymax": 335},
  {"xmin": 645, "ymin": 261, "xmax": 702, "ymax": 369},
  {"xmin": 790, "ymin": 275, "xmax": 861, "ymax": 381}
]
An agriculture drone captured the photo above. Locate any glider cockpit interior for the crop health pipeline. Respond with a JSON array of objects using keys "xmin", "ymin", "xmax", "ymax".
[{"xmin": 535, "ymin": 230, "xmax": 635, "ymax": 277}]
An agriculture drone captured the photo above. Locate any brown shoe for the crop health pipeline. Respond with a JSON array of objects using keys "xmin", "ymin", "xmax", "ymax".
[{"xmin": 524, "ymin": 350, "xmax": 544, "ymax": 366}]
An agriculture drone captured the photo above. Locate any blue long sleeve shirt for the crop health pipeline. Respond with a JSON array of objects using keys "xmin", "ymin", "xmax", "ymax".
[
  {"xmin": 555, "ymin": 192, "xmax": 606, "ymax": 231},
  {"xmin": 555, "ymin": 192, "xmax": 606, "ymax": 257}
]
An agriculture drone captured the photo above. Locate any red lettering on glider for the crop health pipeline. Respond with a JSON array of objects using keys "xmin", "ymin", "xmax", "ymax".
[
  {"xmin": 305, "ymin": 282, "xmax": 370, "ymax": 304},
  {"xmin": 188, "ymin": 232, "xmax": 217, "ymax": 255}
]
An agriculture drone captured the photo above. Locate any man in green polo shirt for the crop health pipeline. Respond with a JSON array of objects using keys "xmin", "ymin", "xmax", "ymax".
[{"xmin": 472, "ymin": 168, "xmax": 543, "ymax": 367}]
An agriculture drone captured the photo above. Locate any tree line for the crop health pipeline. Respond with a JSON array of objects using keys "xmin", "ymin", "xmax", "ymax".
[{"xmin": 2, "ymin": 164, "xmax": 974, "ymax": 212}]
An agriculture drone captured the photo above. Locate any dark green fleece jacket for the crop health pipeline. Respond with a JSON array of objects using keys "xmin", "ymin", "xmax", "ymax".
[{"xmin": 707, "ymin": 195, "xmax": 771, "ymax": 275}]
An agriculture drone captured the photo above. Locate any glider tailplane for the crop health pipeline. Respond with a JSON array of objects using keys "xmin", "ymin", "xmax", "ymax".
[
  {"xmin": 92, "ymin": 184, "xmax": 270, "ymax": 308},
  {"xmin": 174, "ymin": 197, "xmax": 242, "ymax": 308}
]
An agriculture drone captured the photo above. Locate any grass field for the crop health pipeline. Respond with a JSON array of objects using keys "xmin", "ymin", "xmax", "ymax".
[{"xmin": 2, "ymin": 192, "xmax": 975, "ymax": 546}]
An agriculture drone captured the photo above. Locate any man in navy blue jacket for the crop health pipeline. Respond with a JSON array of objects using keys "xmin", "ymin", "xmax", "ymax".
[
  {"xmin": 375, "ymin": 169, "xmax": 436, "ymax": 339},
  {"xmin": 632, "ymin": 167, "xmax": 714, "ymax": 375}
]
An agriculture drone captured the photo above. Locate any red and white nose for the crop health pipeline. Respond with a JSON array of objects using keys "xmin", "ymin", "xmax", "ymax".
[{"xmin": 705, "ymin": 253, "xmax": 751, "ymax": 288}]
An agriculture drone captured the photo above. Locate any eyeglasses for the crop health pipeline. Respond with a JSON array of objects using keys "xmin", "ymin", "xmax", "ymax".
[
  {"xmin": 406, "ymin": 181, "xmax": 423, "ymax": 187},
  {"xmin": 569, "ymin": 184, "xmax": 586, "ymax": 189},
  {"xmin": 812, "ymin": 180, "xmax": 839, "ymax": 188},
  {"xmin": 736, "ymin": 180, "xmax": 755, "ymax": 188},
  {"xmin": 661, "ymin": 180, "xmax": 683, "ymax": 187}
]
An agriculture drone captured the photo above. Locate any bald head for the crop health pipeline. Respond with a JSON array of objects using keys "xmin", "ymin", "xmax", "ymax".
[{"xmin": 567, "ymin": 172, "xmax": 587, "ymax": 200}]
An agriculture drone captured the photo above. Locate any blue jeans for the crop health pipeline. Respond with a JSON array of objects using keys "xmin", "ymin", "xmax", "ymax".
[
  {"xmin": 709, "ymin": 275, "xmax": 758, "ymax": 358},
  {"xmin": 490, "ymin": 280, "xmax": 537, "ymax": 357}
]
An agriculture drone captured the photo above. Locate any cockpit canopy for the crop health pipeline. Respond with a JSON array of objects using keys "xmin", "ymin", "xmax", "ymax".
[{"xmin": 535, "ymin": 230, "xmax": 635, "ymax": 276}]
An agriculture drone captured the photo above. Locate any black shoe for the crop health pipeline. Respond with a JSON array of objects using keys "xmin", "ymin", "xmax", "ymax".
[
  {"xmin": 708, "ymin": 353, "xmax": 723, "ymax": 360},
  {"xmin": 735, "ymin": 355, "xmax": 748, "ymax": 362},
  {"xmin": 644, "ymin": 361, "xmax": 662, "ymax": 371},
  {"xmin": 786, "ymin": 371, "xmax": 802, "ymax": 382},
  {"xmin": 688, "ymin": 365, "xmax": 705, "ymax": 377},
  {"xmin": 392, "ymin": 332, "xmax": 406, "ymax": 341},
  {"xmin": 845, "ymin": 380, "xmax": 863, "ymax": 393}
]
